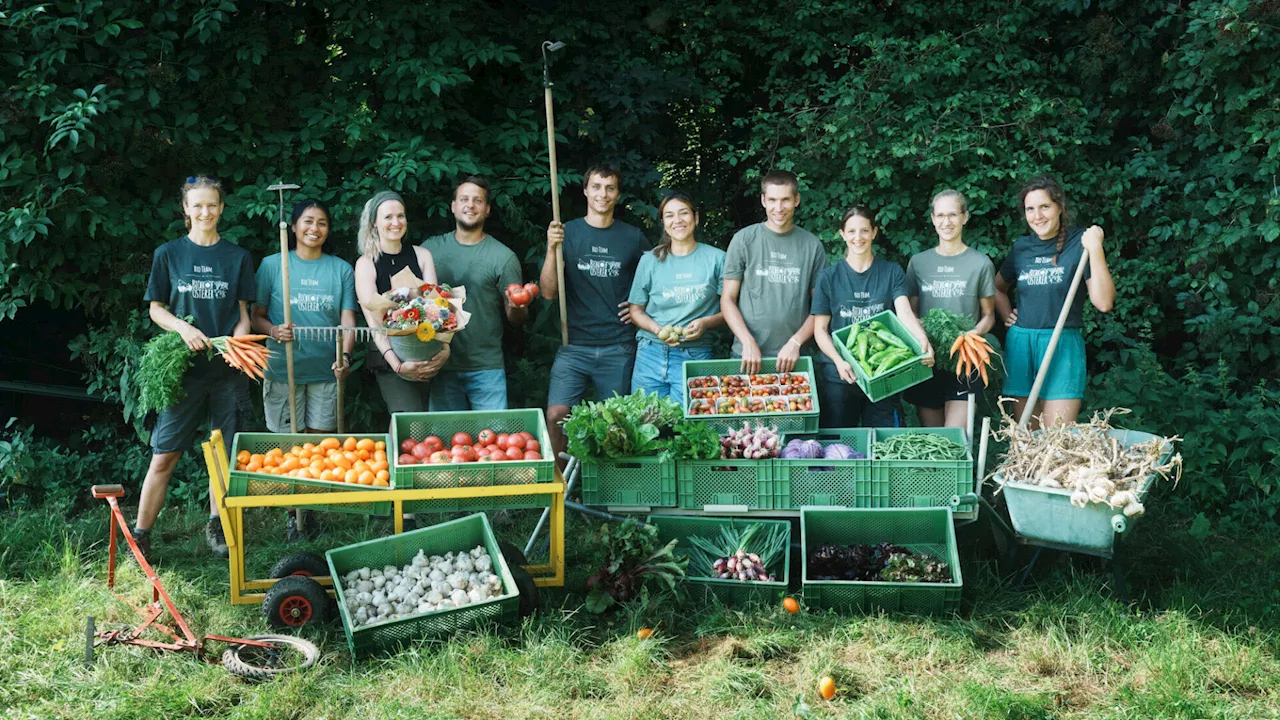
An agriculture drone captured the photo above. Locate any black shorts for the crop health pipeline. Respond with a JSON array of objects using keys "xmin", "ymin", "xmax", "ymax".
[
  {"xmin": 902, "ymin": 366, "xmax": 983, "ymax": 410},
  {"xmin": 150, "ymin": 359, "xmax": 251, "ymax": 454}
]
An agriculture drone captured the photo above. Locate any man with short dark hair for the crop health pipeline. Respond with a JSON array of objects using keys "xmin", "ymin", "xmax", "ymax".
[
  {"xmin": 539, "ymin": 163, "xmax": 650, "ymax": 464},
  {"xmin": 423, "ymin": 176, "xmax": 528, "ymax": 410},
  {"xmin": 721, "ymin": 170, "xmax": 828, "ymax": 374}
]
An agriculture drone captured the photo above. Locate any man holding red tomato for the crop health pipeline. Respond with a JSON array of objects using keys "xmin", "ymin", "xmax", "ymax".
[
  {"xmin": 423, "ymin": 177, "xmax": 530, "ymax": 411},
  {"xmin": 538, "ymin": 163, "xmax": 651, "ymax": 465}
]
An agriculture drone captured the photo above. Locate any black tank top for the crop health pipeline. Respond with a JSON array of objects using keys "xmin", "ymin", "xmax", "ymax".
[{"xmin": 368, "ymin": 243, "xmax": 419, "ymax": 370}]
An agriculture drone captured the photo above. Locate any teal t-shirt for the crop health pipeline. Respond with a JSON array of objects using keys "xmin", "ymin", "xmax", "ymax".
[
  {"xmin": 627, "ymin": 243, "xmax": 726, "ymax": 348},
  {"xmin": 255, "ymin": 252, "xmax": 357, "ymax": 384},
  {"xmin": 423, "ymin": 233, "xmax": 523, "ymax": 372},
  {"xmin": 905, "ymin": 247, "xmax": 996, "ymax": 325}
]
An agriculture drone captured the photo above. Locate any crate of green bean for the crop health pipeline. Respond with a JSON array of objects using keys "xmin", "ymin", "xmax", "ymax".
[
  {"xmin": 871, "ymin": 428, "xmax": 973, "ymax": 510},
  {"xmin": 831, "ymin": 311, "xmax": 931, "ymax": 402}
]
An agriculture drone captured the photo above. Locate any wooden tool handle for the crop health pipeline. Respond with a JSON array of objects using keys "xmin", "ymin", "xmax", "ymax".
[
  {"xmin": 279, "ymin": 219, "xmax": 298, "ymax": 431},
  {"xmin": 545, "ymin": 86, "xmax": 569, "ymax": 346},
  {"xmin": 1017, "ymin": 249, "xmax": 1090, "ymax": 428}
]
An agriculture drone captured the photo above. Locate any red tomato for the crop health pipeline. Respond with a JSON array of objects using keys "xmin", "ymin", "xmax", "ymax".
[
  {"xmin": 523, "ymin": 282, "xmax": 540, "ymax": 298},
  {"xmin": 474, "ymin": 447, "xmax": 489, "ymax": 458},
  {"xmin": 451, "ymin": 443, "xmax": 473, "ymax": 456},
  {"xmin": 507, "ymin": 434, "xmax": 526, "ymax": 451},
  {"xmin": 507, "ymin": 286, "xmax": 532, "ymax": 306},
  {"xmin": 505, "ymin": 447, "xmax": 523, "ymax": 460},
  {"xmin": 400, "ymin": 438, "xmax": 417, "ymax": 454},
  {"xmin": 429, "ymin": 450, "xmax": 452, "ymax": 464},
  {"xmin": 452, "ymin": 432, "xmax": 473, "ymax": 447},
  {"xmin": 496, "ymin": 434, "xmax": 509, "ymax": 450},
  {"xmin": 411, "ymin": 443, "xmax": 431, "ymax": 460},
  {"xmin": 519, "ymin": 431, "xmax": 534, "ymax": 442},
  {"xmin": 477, "ymin": 429, "xmax": 496, "ymax": 446},
  {"xmin": 423, "ymin": 436, "xmax": 444, "ymax": 452},
  {"xmin": 479, "ymin": 455, "xmax": 496, "ymax": 462},
  {"xmin": 506, "ymin": 283, "xmax": 524, "ymax": 294},
  {"xmin": 486, "ymin": 444, "xmax": 501, "ymax": 455},
  {"xmin": 398, "ymin": 453, "xmax": 417, "ymax": 465},
  {"xmin": 526, "ymin": 439, "xmax": 541, "ymax": 453},
  {"xmin": 523, "ymin": 450, "xmax": 542, "ymax": 460}
]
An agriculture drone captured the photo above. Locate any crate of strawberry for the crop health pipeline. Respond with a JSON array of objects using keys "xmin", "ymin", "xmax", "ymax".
[{"xmin": 391, "ymin": 409, "xmax": 554, "ymax": 512}]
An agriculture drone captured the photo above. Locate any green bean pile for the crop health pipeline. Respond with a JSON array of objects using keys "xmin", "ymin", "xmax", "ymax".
[{"xmin": 873, "ymin": 432, "xmax": 969, "ymax": 461}]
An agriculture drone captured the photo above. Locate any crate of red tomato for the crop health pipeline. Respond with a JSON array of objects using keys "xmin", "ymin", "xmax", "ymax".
[
  {"xmin": 683, "ymin": 358, "xmax": 820, "ymax": 434},
  {"xmin": 391, "ymin": 409, "xmax": 555, "ymax": 512}
]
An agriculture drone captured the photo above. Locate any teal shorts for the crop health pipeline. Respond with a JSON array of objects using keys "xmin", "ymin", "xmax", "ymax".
[{"xmin": 1002, "ymin": 326, "xmax": 1086, "ymax": 401}]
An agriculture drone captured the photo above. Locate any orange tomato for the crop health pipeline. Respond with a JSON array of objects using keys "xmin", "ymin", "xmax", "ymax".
[
  {"xmin": 375, "ymin": 469, "xmax": 390, "ymax": 483},
  {"xmin": 246, "ymin": 460, "xmax": 262, "ymax": 472},
  {"xmin": 374, "ymin": 449, "xmax": 388, "ymax": 463},
  {"xmin": 343, "ymin": 450, "xmax": 358, "ymax": 464},
  {"xmin": 342, "ymin": 437, "xmax": 358, "ymax": 451},
  {"xmin": 302, "ymin": 442, "xmax": 317, "ymax": 453},
  {"xmin": 264, "ymin": 455, "xmax": 281, "ymax": 468},
  {"xmin": 356, "ymin": 438, "xmax": 375, "ymax": 452},
  {"xmin": 280, "ymin": 456, "xmax": 300, "ymax": 472},
  {"xmin": 357, "ymin": 449, "xmax": 371, "ymax": 461},
  {"xmin": 357, "ymin": 471, "xmax": 375, "ymax": 485},
  {"xmin": 319, "ymin": 437, "xmax": 340, "ymax": 451},
  {"xmin": 636, "ymin": 628, "xmax": 653, "ymax": 640},
  {"xmin": 373, "ymin": 476, "xmax": 390, "ymax": 488},
  {"xmin": 250, "ymin": 453, "xmax": 265, "ymax": 464},
  {"xmin": 289, "ymin": 445, "xmax": 303, "ymax": 456},
  {"xmin": 334, "ymin": 455, "xmax": 353, "ymax": 471},
  {"xmin": 783, "ymin": 597, "xmax": 800, "ymax": 614},
  {"xmin": 344, "ymin": 469, "xmax": 359, "ymax": 484},
  {"xmin": 818, "ymin": 677, "xmax": 836, "ymax": 700},
  {"xmin": 236, "ymin": 450, "xmax": 251, "ymax": 464},
  {"xmin": 319, "ymin": 470, "xmax": 334, "ymax": 482},
  {"xmin": 374, "ymin": 440, "xmax": 386, "ymax": 451},
  {"xmin": 370, "ymin": 460, "xmax": 389, "ymax": 473},
  {"xmin": 295, "ymin": 468, "xmax": 312, "ymax": 479}
]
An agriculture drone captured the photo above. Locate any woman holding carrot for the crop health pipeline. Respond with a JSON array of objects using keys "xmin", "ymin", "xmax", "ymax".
[
  {"xmin": 132, "ymin": 175, "xmax": 256, "ymax": 559},
  {"xmin": 812, "ymin": 206, "xmax": 934, "ymax": 428},
  {"xmin": 903, "ymin": 189, "xmax": 997, "ymax": 428},
  {"xmin": 994, "ymin": 175, "xmax": 1115, "ymax": 428}
]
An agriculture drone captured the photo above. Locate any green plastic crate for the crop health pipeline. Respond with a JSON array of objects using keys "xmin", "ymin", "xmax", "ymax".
[
  {"xmin": 677, "ymin": 458, "xmax": 775, "ymax": 511},
  {"xmin": 647, "ymin": 514, "xmax": 791, "ymax": 606},
  {"xmin": 831, "ymin": 311, "xmax": 931, "ymax": 402},
  {"xmin": 391, "ymin": 410, "xmax": 555, "ymax": 513},
  {"xmin": 871, "ymin": 427, "xmax": 974, "ymax": 510},
  {"xmin": 774, "ymin": 428, "xmax": 877, "ymax": 508},
  {"xmin": 681, "ymin": 357, "xmax": 820, "ymax": 433},
  {"xmin": 325, "ymin": 513, "xmax": 519, "ymax": 657},
  {"xmin": 998, "ymin": 429, "xmax": 1173, "ymax": 554},
  {"xmin": 228, "ymin": 432, "xmax": 392, "ymax": 516},
  {"xmin": 580, "ymin": 456, "xmax": 677, "ymax": 508},
  {"xmin": 801, "ymin": 507, "xmax": 962, "ymax": 614}
]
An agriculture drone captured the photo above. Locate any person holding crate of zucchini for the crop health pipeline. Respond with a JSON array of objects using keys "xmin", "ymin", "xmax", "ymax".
[
  {"xmin": 812, "ymin": 206, "xmax": 933, "ymax": 428},
  {"xmin": 994, "ymin": 175, "xmax": 1115, "ymax": 428},
  {"xmin": 627, "ymin": 192, "xmax": 725, "ymax": 400},
  {"xmin": 903, "ymin": 189, "xmax": 998, "ymax": 428}
]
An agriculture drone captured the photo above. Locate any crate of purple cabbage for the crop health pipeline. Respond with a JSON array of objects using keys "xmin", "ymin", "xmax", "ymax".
[{"xmin": 774, "ymin": 429, "xmax": 876, "ymax": 509}]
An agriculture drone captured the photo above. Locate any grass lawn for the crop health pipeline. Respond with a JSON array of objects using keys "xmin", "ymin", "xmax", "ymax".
[{"xmin": 2, "ymin": 499, "xmax": 1278, "ymax": 720}]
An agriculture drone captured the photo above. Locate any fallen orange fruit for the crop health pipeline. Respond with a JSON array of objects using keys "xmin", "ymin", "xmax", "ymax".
[
  {"xmin": 818, "ymin": 676, "xmax": 836, "ymax": 700},
  {"xmin": 636, "ymin": 628, "xmax": 653, "ymax": 640},
  {"xmin": 782, "ymin": 597, "xmax": 800, "ymax": 614}
]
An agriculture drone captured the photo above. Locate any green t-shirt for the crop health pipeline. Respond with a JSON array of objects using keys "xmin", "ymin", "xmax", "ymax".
[
  {"xmin": 722, "ymin": 222, "xmax": 827, "ymax": 357},
  {"xmin": 255, "ymin": 252, "xmax": 357, "ymax": 384},
  {"xmin": 423, "ymin": 232, "xmax": 523, "ymax": 371},
  {"xmin": 997, "ymin": 228, "xmax": 1092, "ymax": 329},
  {"xmin": 905, "ymin": 247, "xmax": 996, "ymax": 325},
  {"xmin": 627, "ymin": 243, "xmax": 726, "ymax": 348},
  {"xmin": 810, "ymin": 258, "xmax": 907, "ymax": 366}
]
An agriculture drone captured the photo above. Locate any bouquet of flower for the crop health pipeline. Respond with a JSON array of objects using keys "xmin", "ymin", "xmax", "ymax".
[{"xmin": 361, "ymin": 267, "xmax": 470, "ymax": 370}]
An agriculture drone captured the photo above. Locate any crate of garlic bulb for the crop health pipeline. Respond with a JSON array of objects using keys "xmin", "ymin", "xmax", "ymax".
[
  {"xmin": 326, "ymin": 513, "xmax": 519, "ymax": 656},
  {"xmin": 991, "ymin": 409, "xmax": 1182, "ymax": 555}
]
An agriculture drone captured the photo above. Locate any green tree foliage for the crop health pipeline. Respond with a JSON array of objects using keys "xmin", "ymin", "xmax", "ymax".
[{"xmin": 1, "ymin": 0, "xmax": 1276, "ymax": 515}]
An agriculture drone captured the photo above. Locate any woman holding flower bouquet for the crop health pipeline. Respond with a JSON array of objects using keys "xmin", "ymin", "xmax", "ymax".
[{"xmin": 354, "ymin": 191, "xmax": 451, "ymax": 417}]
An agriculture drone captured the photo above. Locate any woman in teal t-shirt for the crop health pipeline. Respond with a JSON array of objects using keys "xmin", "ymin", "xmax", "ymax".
[
  {"xmin": 994, "ymin": 175, "xmax": 1116, "ymax": 428},
  {"xmin": 627, "ymin": 192, "xmax": 726, "ymax": 400}
]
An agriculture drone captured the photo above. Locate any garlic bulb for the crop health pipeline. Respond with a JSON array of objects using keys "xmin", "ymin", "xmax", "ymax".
[
  {"xmin": 475, "ymin": 555, "xmax": 492, "ymax": 572},
  {"xmin": 451, "ymin": 589, "xmax": 470, "ymax": 606},
  {"xmin": 357, "ymin": 567, "xmax": 370, "ymax": 581}
]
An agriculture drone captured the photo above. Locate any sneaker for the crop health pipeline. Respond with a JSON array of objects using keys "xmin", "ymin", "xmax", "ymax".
[
  {"xmin": 206, "ymin": 517, "xmax": 229, "ymax": 558},
  {"xmin": 129, "ymin": 529, "xmax": 152, "ymax": 560},
  {"xmin": 285, "ymin": 512, "xmax": 302, "ymax": 544}
]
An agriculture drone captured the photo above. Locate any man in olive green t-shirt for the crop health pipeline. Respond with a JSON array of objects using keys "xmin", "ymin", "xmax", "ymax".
[
  {"xmin": 721, "ymin": 169, "xmax": 828, "ymax": 374},
  {"xmin": 423, "ymin": 176, "xmax": 528, "ymax": 410}
]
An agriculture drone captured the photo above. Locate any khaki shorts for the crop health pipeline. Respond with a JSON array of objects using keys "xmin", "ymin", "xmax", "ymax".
[{"xmin": 263, "ymin": 379, "xmax": 339, "ymax": 433}]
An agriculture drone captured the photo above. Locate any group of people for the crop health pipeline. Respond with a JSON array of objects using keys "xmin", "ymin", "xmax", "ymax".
[{"xmin": 128, "ymin": 165, "xmax": 1115, "ymax": 558}]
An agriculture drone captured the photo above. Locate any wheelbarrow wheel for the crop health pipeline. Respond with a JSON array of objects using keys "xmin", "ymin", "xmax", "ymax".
[
  {"xmin": 222, "ymin": 634, "xmax": 320, "ymax": 681},
  {"xmin": 262, "ymin": 575, "xmax": 329, "ymax": 630},
  {"xmin": 509, "ymin": 563, "xmax": 541, "ymax": 618},
  {"xmin": 269, "ymin": 551, "xmax": 328, "ymax": 579}
]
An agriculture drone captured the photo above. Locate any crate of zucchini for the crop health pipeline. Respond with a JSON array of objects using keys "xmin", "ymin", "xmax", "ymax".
[
  {"xmin": 872, "ymin": 428, "xmax": 973, "ymax": 509},
  {"xmin": 648, "ymin": 515, "xmax": 791, "ymax": 606},
  {"xmin": 801, "ymin": 507, "xmax": 962, "ymax": 614},
  {"xmin": 831, "ymin": 311, "xmax": 930, "ymax": 402},
  {"xmin": 391, "ymin": 410, "xmax": 554, "ymax": 513},
  {"xmin": 682, "ymin": 357, "xmax": 820, "ymax": 433},
  {"xmin": 566, "ymin": 391, "xmax": 695, "ymax": 508}
]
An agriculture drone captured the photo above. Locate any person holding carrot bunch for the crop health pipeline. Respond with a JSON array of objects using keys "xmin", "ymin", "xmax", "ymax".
[
  {"xmin": 812, "ymin": 206, "xmax": 934, "ymax": 428},
  {"xmin": 252, "ymin": 198, "xmax": 359, "ymax": 542},
  {"xmin": 132, "ymin": 175, "xmax": 257, "ymax": 559},
  {"xmin": 995, "ymin": 175, "xmax": 1115, "ymax": 428}
]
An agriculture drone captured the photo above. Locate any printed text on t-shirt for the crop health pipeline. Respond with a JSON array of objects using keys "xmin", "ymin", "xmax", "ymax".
[
  {"xmin": 578, "ymin": 258, "xmax": 623, "ymax": 278},
  {"xmin": 753, "ymin": 265, "xmax": 802, "ymax": 284},
  {"xmin": 921, "ymin": 279, "xmax": 969, "ymax": 298},
  {"xmin": 1018, "ymin": 266, "xmax": 1066, "ymax": 286},
  {"xmin": 839, "ymin": 303, "xmax": 885, "ymax": 323}
]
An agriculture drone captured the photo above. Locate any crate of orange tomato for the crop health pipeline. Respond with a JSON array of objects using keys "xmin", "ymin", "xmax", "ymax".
[{"xmin": 229, "ymin": 433, "xmax": 394, "ymax": 516}]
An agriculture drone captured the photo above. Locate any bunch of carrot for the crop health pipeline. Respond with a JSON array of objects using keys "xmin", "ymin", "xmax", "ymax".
[
  {"xmin": 950, "ymin": 333, "xmax": 996, "ymax": 386},
  {"xmin": 210, "ymin": 334, "xmax": 272, "ymax": 379}
]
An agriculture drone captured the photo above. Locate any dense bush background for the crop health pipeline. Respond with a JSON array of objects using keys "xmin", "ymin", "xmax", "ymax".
[{"xmin": 1, "ymin": 0, "xmax": 1276, "ymax": 519}]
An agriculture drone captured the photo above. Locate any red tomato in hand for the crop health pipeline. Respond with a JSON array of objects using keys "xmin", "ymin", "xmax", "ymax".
[
  {"xmin": 411, "ymin": 443, "xmax": 431, "ymax": 460},
  {"xmin": 496, "ymin": 434, "xmax": 509, "ymax": 450},
  {"xmin": 523, "ymin": 283, "xmax": 540, "ymax": 298},
  {"xmin": 506, "ymin": 283, "xmax": 523, "ymax": 295},
  {"xmin": 477, "ymin": 429, "xmax": 496, "ymax": 446},
  {"xmin": 505, "ymin": 447, "xmax": 523, "ymax": 460},
  {"xmin": 452, "ymin": 432, "xmax": 473, "ymax": 447},
  {"xmin": 423, "ymin": 436, "xmax": 444, "ymax": 452},
  {"xmin": 398, "ymin": 453, "xmax": 417, "ymax": 465},
  {"xmin": 523, "ymin": 450, "xmax": 542, "ymax": 460},
  {"xmin": 507, "ymin": 434, "xmax": 526, "ymax": 451},
  {"xmin": 507, "ymin": 285, "xmax": 532, "ymax": 306},
  {"xmin": 400, "ymin": 438, "xmax": 417, "ymax": 454},
  {"xmin": 526, "ymin": 439, "xmax": 541, "ymax": 453}
]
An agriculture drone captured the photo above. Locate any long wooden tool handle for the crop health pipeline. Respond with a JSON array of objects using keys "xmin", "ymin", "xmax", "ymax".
[
  {"xmin": 1017, "ymin": 249, "xmax": 1090, "ymax": 429},
  {"xmin": 279, "ymin": 220, "xmax": 298, "ymax": 432},
  {"xmin": 545, "ymin": 86, "xmax": 569, "ymax": 346},
  {"xmin": 335, "ymin": 335, "xmax": 345, "ymax": 434}
]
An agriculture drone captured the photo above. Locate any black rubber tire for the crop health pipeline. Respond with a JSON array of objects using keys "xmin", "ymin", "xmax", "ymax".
[
  {"xmin": 498, "ymin": 540, "xmax": 529, "ymax": 568},
  {"xmin": 509, "ymin": 563, "xmax": 541, "ymax": 618},
  {"xmin": 269, "ymin": 551, "xmax": 329, "ymax": 579},
  {"xmin": 261, "ymin": 575, "xmax": 329, "ymax": 630},
  {"xmin": 221, "ymin": 634, "xmax": 320, "ymax": 681}
]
